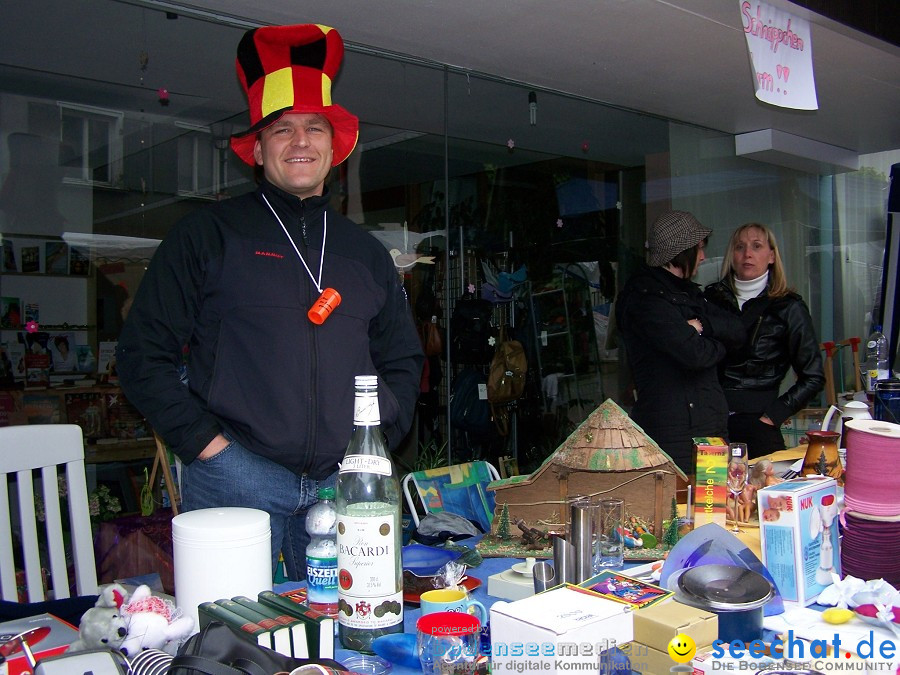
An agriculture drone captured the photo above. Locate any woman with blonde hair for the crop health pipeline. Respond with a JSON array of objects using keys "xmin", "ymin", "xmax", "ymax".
[{"xmin": 705, "ymin": 222, "xmax": 825, "ymax": 458}]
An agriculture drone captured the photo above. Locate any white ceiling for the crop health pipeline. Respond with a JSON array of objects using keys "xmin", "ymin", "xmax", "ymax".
[
  {"xmin": 167, "ymin": 0, "xmax": 900, "ymax": 157},
  {"xmin": 2, "ymin": 0, "xmax": 898, "ymax": 170}
]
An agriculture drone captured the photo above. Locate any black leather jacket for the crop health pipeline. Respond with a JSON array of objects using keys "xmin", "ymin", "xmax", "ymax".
[
  {"xmin": 616, "ymin": 266, "xmax": 745, "ymax": 473},
  {"xmin": 704, "ymin": 280, "xmax": 825, "ymax": 427}
]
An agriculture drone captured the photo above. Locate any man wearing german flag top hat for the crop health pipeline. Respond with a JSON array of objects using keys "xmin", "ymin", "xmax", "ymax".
[{"xmin": 117, "ymin": 24, "xmax": 424, "ymax": 579}]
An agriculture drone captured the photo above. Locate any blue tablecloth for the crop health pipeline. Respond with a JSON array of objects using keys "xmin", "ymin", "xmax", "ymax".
[
  {"xmin": 278, "ymin": 553, "xmax": 516, "ymax": 674},
  {"xmin": 277, "ymin": 548, "xmax": 650, "ymax": 674}
]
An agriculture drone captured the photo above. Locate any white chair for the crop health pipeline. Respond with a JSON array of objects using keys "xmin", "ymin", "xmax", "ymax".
[{"xmin": 0, "ymin": 424, "xmax": 99, "ymax": 602}]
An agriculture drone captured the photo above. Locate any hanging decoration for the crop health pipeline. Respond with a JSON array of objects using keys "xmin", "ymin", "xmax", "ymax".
[
  {"xmin": 506, "ymin": 138, "xmax": 515, "ymax": 151},
  {"xmin": 157, "ymin": 88, "xmax": 170, "ymax": 106}
]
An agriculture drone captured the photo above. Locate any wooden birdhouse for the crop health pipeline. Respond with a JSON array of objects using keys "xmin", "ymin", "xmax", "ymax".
[{"xmin": 487, "ymin": 399, "xmax": 686, "ymax": 538}]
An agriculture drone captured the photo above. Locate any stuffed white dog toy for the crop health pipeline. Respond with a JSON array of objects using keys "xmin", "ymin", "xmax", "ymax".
[{"xmin": 119, "ymin": 584, "xmax": 194, "ymax": 657}]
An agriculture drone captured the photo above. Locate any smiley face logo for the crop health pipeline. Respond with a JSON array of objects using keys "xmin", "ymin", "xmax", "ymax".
[{"xmin": 667, "ymin": 633, "xmax": 696, "ymax": 663}]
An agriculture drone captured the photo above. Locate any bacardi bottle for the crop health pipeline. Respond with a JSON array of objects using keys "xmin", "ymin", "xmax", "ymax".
[{"xmin": 335, "ymin": 375, "xmax": 403, "ymax": 652}]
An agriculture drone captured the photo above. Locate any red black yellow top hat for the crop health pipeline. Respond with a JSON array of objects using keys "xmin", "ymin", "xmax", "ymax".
[{"xmin": 230, "ymin": 24, "xmax": 359, "ymax": 167}]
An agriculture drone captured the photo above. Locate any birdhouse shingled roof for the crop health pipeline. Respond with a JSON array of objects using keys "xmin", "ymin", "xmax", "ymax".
[{"xmin": 488, "ymin": 399, "xmax": 687, "ymax": 493}]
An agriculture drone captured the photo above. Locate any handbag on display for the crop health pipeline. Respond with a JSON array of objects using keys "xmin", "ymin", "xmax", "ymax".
[
  {"xmin": 418, "ymin": 317, "xmax": 444, "ymax": 357},
  {"xmin": 168, "ymin": 621, "xmax": 347, "ymax": 675}
]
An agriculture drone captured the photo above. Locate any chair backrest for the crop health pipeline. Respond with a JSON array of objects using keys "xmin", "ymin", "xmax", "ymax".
[
  {"xmin": 821, "ymin": 338, "xmax": 863, "ymax": 406},
  {"xmin": 0, "ymin": 424, "xmax": 98, "ymax": 602},
  {"xmin": 402, "ymin": 461, "xmax": 501, "ymax": 533}
]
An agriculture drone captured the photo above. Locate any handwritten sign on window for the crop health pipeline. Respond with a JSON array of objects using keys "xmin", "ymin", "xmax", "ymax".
[{"xmin": 740, "ymin": 0, "xmax": 817, "ymax": 110}]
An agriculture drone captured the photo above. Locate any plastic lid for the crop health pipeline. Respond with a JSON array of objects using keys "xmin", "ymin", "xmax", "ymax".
[
  {"xmin": 317, "ymin": 486, "xmax": 335, "ymax": 500},
  {"xmin": 676, "ymin": 564, "xmax": 774, "ymax": 611},
  {"xmin": 340, "ymin": 654, "xmax": 392, "ymax": 675},
  {"xmin": 172, "ymin": 507, "xmax": 270, "ymax": 542},
  {"xmin": 416, "ymin": 611, "xmax": 481, "ymax": 635}
]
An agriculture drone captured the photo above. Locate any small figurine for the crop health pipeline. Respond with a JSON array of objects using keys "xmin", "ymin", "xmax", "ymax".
[
  {"xmin": 750, "ymin": 459, "xmax": 782, "ymax": 488},
  {"xmin": 738, "ymin": 482, "xmax": 757, "ymax": 523}
]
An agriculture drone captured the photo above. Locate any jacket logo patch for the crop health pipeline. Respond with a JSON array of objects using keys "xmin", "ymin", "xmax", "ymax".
[{"xmin": 255, "ymin": 250, "xmax": 284, "ymax": 259}]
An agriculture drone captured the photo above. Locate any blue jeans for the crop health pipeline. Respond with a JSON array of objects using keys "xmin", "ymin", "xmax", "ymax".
[{"xmin": 181, "ymin": 434, "xmax": 337, "ymax": 580}]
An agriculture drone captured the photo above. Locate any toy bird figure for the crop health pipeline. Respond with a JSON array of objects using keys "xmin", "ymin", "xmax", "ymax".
[{"xmin": 389, "ymin": 248, "xmax": 435, "ymax": 270}]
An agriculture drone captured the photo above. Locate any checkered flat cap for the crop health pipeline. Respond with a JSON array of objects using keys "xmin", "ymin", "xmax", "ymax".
[{"xmin": 646, "ymin": 210, "xmax": 712, "ymax": 267}]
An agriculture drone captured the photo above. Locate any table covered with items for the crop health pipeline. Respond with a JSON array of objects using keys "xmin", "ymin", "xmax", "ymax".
[{"xmin": 4, "ymin": 411, "xmax": 900, "ymax": 675}]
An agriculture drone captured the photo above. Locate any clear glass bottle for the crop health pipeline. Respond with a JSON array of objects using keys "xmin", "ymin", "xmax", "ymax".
[
  {"xmin": 865, "ymin": 324, "xmax": 889, "ymax": 394},
  {"xmin": 335, "ymin": 375, "xmax": 403, "ymax": 652},
  {"xmin": 305, "ymin": 486, "xmax": 338, "ymax": 617}
]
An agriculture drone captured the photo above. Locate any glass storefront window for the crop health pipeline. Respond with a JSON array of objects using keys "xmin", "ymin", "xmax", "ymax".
[{"xmin": 1, "ymin": 2, "xmax": 895, "ymax": 469}]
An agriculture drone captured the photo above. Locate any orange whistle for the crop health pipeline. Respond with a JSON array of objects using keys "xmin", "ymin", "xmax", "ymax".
[{"xmin": 308, "ymin": 287, "xmax": 341, "ymax": 325}]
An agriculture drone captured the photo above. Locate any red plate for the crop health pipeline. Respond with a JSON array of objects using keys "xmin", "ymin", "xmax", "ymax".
[{"xmin": 403, "ymin": 576, "xmax": 482, "ymax": 604}]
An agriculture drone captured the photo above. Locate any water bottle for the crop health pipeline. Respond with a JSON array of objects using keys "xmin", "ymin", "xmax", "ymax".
[
  {"xmin": 865, "ymin": 325, "xmax": 889, "ymax": 394},
  {"xmin": 336, "ymin": 375, "xmax": 403, "ymax": 652},
  {"xmin": 305, "ymin": 486, "xmax": 338, "ymax": 617}
]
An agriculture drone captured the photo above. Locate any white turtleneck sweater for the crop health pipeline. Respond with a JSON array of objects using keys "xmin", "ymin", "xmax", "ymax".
[{"xmin": 734, "ymin": 271, "xmax": 768, "ymax": 309}]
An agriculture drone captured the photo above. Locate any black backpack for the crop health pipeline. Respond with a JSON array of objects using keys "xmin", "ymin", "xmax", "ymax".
[
  {"xmin": 450, "ymin": 295, "xmax": 496, "ymax": 365},
  {"xmin": 449, "ymin": 368, "xmax": 495, "ymax": 436}
]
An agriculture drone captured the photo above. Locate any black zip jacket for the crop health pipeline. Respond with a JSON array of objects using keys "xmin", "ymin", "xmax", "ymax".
[
  {"xmin": 704, "ymin": 280, "xmax": 824, "ymax": 427},
  {"xmin": 615, "ymin": 266, "xmax": 745, "ymax": 472},
  {"xmin": 116, "ymin": 179, "xmax": 424, "ymax": 479}
]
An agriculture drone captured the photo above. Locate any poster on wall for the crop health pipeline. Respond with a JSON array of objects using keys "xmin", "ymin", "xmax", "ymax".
[{"xmin": 739, "ymin": 0, "xmax": 817, "ymax": 110}]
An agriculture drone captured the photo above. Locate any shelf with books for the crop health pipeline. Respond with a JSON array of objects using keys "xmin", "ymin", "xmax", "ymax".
[{"xmin": 0, "ymin": 384, "xmax": 157, "ymax": 462}]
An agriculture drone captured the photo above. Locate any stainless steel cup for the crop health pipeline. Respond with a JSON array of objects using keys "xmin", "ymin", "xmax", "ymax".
[
  {"xmin": 551, "ymin": 533, "xmax": 576, "ymax": 584},
  {"xmin": 532, "ymin": 561, "xmax": 556, "ymax": 593}
]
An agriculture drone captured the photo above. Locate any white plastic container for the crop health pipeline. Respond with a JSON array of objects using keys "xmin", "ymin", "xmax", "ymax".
[{"xmin": 173, "ymin": 507, "xmax": 272, "ymax": 633}]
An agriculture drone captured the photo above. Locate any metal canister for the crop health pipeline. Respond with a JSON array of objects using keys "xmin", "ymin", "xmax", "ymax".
[{"xmin": 874, "ymin": 378, "xmax": 900, "ymax": 423}]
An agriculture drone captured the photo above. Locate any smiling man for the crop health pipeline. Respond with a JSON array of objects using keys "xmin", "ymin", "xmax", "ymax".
[{"xmin": 116, "ymin": 24, "xmax": 424, "ymax": 581}]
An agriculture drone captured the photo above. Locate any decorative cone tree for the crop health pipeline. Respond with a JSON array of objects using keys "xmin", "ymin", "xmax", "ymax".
[
  {"xmin": 662, "ymin": 496, "xmax": 680, "ymax": 549},
  {"xmin": 497, "ymin": 503, "xmax": 511, "ymax": 540}
]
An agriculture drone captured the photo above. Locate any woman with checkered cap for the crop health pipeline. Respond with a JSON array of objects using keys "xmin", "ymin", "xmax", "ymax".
[{"xmin": 615, "ymin": 211, "xmax": 745, "ymax": 475}]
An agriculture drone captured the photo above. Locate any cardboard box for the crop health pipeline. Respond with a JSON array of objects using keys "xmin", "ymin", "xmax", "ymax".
[
  {"xmin": 490, "ymin": 585, "xmax": 634, "ymax": 674},
  {"xmin": 693, "ymin": 437, "xmax": 728, "ymax": 528},
  {"xmin": 0, "ymin": 613, "xmax": 79, "ymax": 675},
  {"xmin": 758, "ymin": 476, "xmax": 840, "ymax": 605},
  {"xmin": 623, "ymin": 643, "xmax": 713, "ymax": 675},
  {"xmin": 632, "ymin": 598, "xmax": 718, "ymax": 653}
]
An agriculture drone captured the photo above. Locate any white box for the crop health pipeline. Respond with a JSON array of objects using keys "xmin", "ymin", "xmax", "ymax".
[
  {"xmin": 758, "ymin": 476, "xmax": 840, "ymax": 606},
  {"xmin": 486, "ymin": 569, "xmax": 535, "ymax": 601},
  {"xmin": 489, "ymin": 585, "xmax": 633, "ymax": 674}
]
